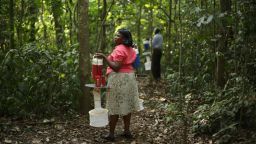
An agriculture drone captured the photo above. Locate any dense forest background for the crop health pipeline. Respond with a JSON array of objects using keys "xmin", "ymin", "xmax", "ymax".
[{"xmin": 1, "ymin": 0, "xmax": 255, "ymax": 143}]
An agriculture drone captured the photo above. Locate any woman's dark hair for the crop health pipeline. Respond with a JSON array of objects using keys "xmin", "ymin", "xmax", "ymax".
[{"xmin": 118, "ymin": 28, "xmax": 133, "ymax": 47}]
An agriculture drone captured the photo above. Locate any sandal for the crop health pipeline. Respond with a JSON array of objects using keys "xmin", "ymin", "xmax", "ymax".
[{"xmin": 120, "ymin": 131, "xmax": 133, "ymax": 139}]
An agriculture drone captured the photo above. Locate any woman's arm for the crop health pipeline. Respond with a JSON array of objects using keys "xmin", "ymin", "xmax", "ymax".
[{"xmin": 95, "ymin": 53, "xmax": 122, "ymax": 72}]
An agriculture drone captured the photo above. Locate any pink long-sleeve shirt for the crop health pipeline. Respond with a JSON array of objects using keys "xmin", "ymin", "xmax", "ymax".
[{"xmin": 106, "ymin": 44, "xmax": 136, "ymax": 75}]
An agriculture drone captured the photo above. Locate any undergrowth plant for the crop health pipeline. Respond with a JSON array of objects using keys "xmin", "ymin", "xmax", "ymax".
[{"xmin": 0, "ymin": 42, "xmax": 81, "ymax": 117}]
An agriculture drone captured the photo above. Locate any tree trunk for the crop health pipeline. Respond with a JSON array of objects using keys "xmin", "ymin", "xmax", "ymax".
[
  {"xmin": 137, "ymin": 3, "xmax": 142, "ymax": 53},
  {"xmin": 67, "ymin": 0, "xmax": 74, "ymax": 45},
  {"xmin": 78, "ymin": 0, "xmax": 92, "ymax": 115},
  {"xmin": 216, "ymin": 0, "xmax": 231, "ymax": 88},
  {"xmin": 41, "ymin": 0, "xmax": 47, "ymax": 40},
  {"xmin": 9, "ymin": 0, "xmax": 15, "ymax": 49},
  {"xmin": 148, "ymin": 1, "xmax": 154, "ymax": 53},
  {"xmin": 165, "ymin": 0, "xmax": 172, "ymax": 65},
  {"xmin": 29, "ymin": 1, "xmax": 37, "ymax": 42},
  {"xmin": 100, "ymin": 0, "xmax": 107, "ymax": 52},
  {"xmin": 17, "ymin": 0, "xmax": 24, "ymax": 47},
  {"xmin": 51, "ymin": 0, "xmax": 65, "ymax": 49}
]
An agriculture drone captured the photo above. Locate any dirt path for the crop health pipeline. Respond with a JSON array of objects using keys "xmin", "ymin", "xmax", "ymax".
[{"xmin": 0, "ymin": 76, "xmax": 204, "ymax": 144}]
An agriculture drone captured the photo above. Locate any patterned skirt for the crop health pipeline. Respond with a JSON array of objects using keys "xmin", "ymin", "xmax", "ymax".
[{"xmin": 106, "ymin": 72, "xmax": 140, "ymax": 116}]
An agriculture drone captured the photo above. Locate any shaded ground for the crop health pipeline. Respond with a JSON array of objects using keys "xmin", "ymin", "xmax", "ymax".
[{"xmin": 1, "ymin": 76, "xmax": 210, "ymax": 144}]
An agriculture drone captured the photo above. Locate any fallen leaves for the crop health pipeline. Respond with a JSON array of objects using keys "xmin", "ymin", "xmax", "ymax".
[
  {"xmin": 4, "ymin": 139, "xmax": 12, "ymax": 144},
  {"xmin": 0, "ymin": 77, "xmax": 212, "ymax": 144}
]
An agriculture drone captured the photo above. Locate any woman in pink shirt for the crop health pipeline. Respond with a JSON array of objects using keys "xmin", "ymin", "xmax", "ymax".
[{"xmin": 96, "ymin": 29, "xmax": 140, "ymax": 141}]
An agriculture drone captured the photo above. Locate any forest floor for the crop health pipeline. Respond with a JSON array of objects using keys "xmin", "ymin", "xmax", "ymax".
[{"xmin": 1, "ymin": 75, "xmax": 212, "ymax": 144}]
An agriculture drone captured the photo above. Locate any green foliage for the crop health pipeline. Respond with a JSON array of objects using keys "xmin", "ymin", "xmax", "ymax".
[
  {"xmin": 164, "ymin": 0, "xmax": 256, "ymax": 143},
  {"xmin": 191, "ymin": 75, "xmax": 256, "ymax": 143},
  {"xmin": 166, "ymin": 71, "xmax": 255, "ymax": 143},
  {"xmin": 0, "ymin": 42, "xmax": 80, "ymax": 117}
]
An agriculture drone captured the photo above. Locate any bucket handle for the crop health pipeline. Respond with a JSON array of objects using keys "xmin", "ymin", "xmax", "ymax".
[{"xmin": 93, "ymin": 55, "xmax": 103, "ymax": 60}]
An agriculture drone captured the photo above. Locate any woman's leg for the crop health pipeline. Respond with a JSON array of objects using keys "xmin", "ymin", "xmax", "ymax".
[
  {"xmin": 121, "ymin": 113, "xmax": 133, "ymax": 138},
  {"xmin": 122, "ymin": 113, "xmax": 131, "ymax": 133},
  {"xmin": 109, "ymin": 115, "xmax": 119, "ymax": 136}
]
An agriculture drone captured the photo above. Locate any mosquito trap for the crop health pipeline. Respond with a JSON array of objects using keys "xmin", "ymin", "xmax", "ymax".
[{"xmin": 88, "ymin": 89, "xmax": 108, "ymax": 127}]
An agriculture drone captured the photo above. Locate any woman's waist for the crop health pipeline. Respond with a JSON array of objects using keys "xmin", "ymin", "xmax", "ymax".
[
  {"xmin": 107, "ymin": 71, "xmax": 135, "ymax": 78},
  {"xmin": 106, "ymin": 66, "xmax": 134, "ymax": 75}
]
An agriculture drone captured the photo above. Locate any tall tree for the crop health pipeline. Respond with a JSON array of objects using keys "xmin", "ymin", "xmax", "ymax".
[
  {"xmin": 29, "ymin": 0, "xmax": 37, "ymax": 42},
  {"xmin": 9, "ymin": 0, "xmax": 15, "ymax": 49},
  {"xmin": 51, "ymin": 0, "xmax": 66, "ymax": 49},
  {"xmin": 216, "ymin": 0, "xmax": 231, "ymax": 88},
  {"xmin": 100, "ymin": 0, "xmax": 107, "ymax": 52},
  {"xmin": 136, "ymin": 2, "xmax": 142, "ymax": 53},
  {"xmin": 148, "ymin": 1, "xmax": 154, "ymax": 43},
  {"xmin": 40, "ymin": 0, "xmax": 48, "ymax": 40},
  {"xmin": 66, "ymin": 0, "xmax": 74, "ymax": 45},
  {"xmin": 166, "ymin": 0, "xmax": 173, "ymax": 65},
  {"xmin": 17, "ymin": 0, "xmax": 24, "ymax": 47},
  {"xmin": 78, "ymin": 0, "xmax": 92, "ymax": 114}
]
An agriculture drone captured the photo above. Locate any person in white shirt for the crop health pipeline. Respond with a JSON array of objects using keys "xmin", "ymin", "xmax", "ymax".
[{"xmin": 151, "ymin": 28, "xmax": 163, "ymax": 81}]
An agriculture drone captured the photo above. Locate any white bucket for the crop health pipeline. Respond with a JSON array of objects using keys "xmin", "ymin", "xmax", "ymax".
[
  {"xmin": 144, "ymin": 61, "xmax": 151, "ymax": 71},
  {"xmin": 92, "ymin": 57, "xmax": 103, "ymax": 65},
  {"xmin": 146, "ymin": 56, "xmax": 151, "ymax": 62},
  {"xmin": 138, "ymin": 98, "xmax": 144, "ymax": 111},
  {"xmin": 142, "ymin": 52, "xmax": 151, "ymax": 56},
  {"xmin": 89, "ymin": 108, "xmax": 108, "ymax": 127}
]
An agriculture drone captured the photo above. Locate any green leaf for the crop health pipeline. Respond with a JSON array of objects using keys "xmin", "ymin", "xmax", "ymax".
[{"xmin": 144, "ymin": 4, "xmax": 150, "ymax": 8}]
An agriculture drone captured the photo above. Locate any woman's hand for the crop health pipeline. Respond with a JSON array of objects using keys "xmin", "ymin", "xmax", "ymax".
[{"xmin": 95, "ymin": 53, "xmax": 122, "ymax": 72}]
